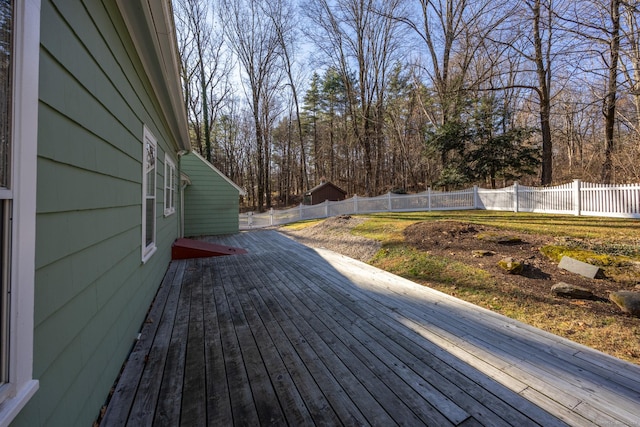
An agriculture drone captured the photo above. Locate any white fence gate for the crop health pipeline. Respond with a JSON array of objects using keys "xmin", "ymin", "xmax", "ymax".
[{"xmin": 239, "ymin": 180, "xmax": 640, "ymax": 229}]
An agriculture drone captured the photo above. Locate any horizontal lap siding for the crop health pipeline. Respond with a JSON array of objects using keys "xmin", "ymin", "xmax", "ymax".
[
  {"xmin": 14, "ymin": 1, "xmax": 181, "ymax": 426},
  {"xmin": 183, "ymin": 153, "xmax": 240, "ymax": 236}
]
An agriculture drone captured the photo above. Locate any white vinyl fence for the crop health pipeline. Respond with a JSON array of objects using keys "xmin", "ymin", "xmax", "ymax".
[{"xmin": 239, "ymin": 180, "xmax": 640, "ymax": 229}]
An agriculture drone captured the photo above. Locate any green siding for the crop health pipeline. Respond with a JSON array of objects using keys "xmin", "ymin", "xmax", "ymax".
[
  {"xmin": 182, "ymin": 153, "xmax": 241, "ymax": 236},
  {"xmin": 12, "ymin": 1, "xmax": 182, "ymax": 426}
]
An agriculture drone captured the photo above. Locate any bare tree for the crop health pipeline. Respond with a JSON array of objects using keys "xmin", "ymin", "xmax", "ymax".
[
  {"xmin": 602, "ymin": 0, "xmax": 622, "ymax": 183},
  {"xmin": 561, "ymin": 0, "xmax": 622, "ymax": 183},
  {"xmin": 478, "ymin": 0, "xmax": 563, "ymax": 185},
  {"xmin": 618, "ymin": 2, "xmax": 640, "ymax": 137},
  {"xmin": 262, "ymin": 0, "xmax": 309, "ymax": 194},
  {"xmin": 530, "ymin": 0, "xmax": 554, "ymax": 185},
  {"xmin": 390, "ymin": 0, "xmax": 511, "ymax": 181},
  {"xmin": 305, "ymin": 0, "xmax": 404, "ymax": 195},
  {"xmin": 220, "ymin": 0, "xmax": 283, "ymax": 210},
  {"xmin": 554, "ymin": 86, "xmax": 593, "ymax": 173},
  {"xmin": 174, "ymin": 0, "xmax": 232, "ymax": 160}
]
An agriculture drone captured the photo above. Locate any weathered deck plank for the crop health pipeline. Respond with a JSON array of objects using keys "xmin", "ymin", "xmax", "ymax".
[
  {"xmin": 181, "ymin": 258, "xmax": 207, "ymax": 427},
  {"xmin": 203, "ymin": 260, "xmax": 233, "ymax": 426},
  {"xmin": 102, "ymin": 261, "xmax": 184, "ymax": 427},
  {"xmin": 211, "ymin": 258, "xmax": 261, "ymax": 426},
  {"xmin": 242, "ymin": 255, "xmax": 455, "ymax": 426},
  {"xmin": 129, "ymin": 268, "xmax": 183, "ymax": 426},
  {"xmin": 227, "ymin": 257, "xmax": 335, "ymax": 426},
  {"xmin": 247, "ymin": 250, "xmax": 471, "ymax": 426},
  {"xmin": 232, "ymin": 255, "xmax": 400, "ymax": 426},
  {"xmin": 304, "ymin": 246, "xmax": 640, "ymax": 426},
  {"xmin": 152, "ymin": 258, "xmax": 192, "ymax": 426},
  {"xmin": 247, "ymin": 236, "xmax": 566, "ymax": 426},
  {"xmin": 231, "ymin": 257, "xmax": 372, "ymax": 425},
  {"xmin": 102, "ymin": 230, "xmax": 640, "ymax": 427}
]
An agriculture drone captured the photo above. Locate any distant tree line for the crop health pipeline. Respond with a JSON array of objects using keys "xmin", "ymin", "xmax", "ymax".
[{"xmin": 173, "ymin": 0, "xmax": 640, "ymax": 211}]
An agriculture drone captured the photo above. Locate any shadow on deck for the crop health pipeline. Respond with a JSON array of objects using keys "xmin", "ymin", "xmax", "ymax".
[{"xmin": 101, "ymin": 230, "xmax": 640, "ymax": 426}]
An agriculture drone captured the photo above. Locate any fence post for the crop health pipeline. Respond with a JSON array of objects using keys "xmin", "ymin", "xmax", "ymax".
[
  {"xmin": 473, "ymin": 185, "xmax": 479, "ymax": 209},
  {"xmin": 248, "ymin": 212, "xmax": 253, "ymax": 228},
  {"xmin": 573, "ymin": 179, "xmax": 581, "ymax": 216},
  {"xmin": 428, "ymin": 187, "xmax": 432, "ymax": 211},
  {"xmin": 269, "ymin": 208, "xmax": 274, "ymax": 226},
  {"xmin": 354, "ymin": 195, "xmax": 358, "ymax": 214},
  {"xmin": 299, "ymin": 203, "xmax": 303, "ymax": 219},
  {"xmin": 513, "ymin": 181, "xmax": 520, "ymax": 213},
  {"xmin": 388, "ymin": 192, "xmax": 392, "ymax": 210},
  {"xmin": 325, "ymin": 199, "xmax": 330, "ymax": 217}
]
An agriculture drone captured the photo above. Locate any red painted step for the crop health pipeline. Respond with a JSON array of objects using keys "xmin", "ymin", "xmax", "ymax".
[{"xmin": 171, "ymin": 238, "xmax": 248, "ymax": 260}]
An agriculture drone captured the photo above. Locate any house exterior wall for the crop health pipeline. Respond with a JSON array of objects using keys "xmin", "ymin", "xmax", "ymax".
[
  {"xmin": 182, "ymin": 152, "xmax": 241, "ymax": 236},
  {"xmin": 11, "ymin": 1, "xmax": 181, "ymax": 425}
]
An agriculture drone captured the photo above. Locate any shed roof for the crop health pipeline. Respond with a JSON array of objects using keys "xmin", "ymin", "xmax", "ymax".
[{"xmin": 305, "ymin": 181, "xmax": 347, "ymax": 196}]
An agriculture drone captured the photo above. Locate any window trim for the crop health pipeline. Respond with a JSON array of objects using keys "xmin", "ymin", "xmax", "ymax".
[
  {"xmin": 0, "ymin": 0, "xmax": 40, "ymax": 424},
  {"xmin": 141, "ymin": 125, "xmax": 157, "ymax": 263},
  {"xmin": 163, "ymin": 154, "xmax": 176, "ymax": 217}
]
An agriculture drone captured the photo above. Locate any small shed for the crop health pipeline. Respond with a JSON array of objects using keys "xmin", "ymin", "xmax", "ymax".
[
  {"xmin": 304, "ymin": 180, "xmax": 347, "ymax": 205},
  {"xmin": 181, "ymin": 151, "xmax": 246, "ymax": 236}
]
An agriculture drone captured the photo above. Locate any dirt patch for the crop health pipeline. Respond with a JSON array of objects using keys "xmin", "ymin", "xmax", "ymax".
[
  {"xmin": 284, "ymin": 218, "xmax": 639, "ymax": 318},
  {"xmin": 280, "ymin": 215, "xmax": 381, "ymax": 263},
  {"xmin": 403, "ymin": 221, "xmax": 639, "ymax": 317}
]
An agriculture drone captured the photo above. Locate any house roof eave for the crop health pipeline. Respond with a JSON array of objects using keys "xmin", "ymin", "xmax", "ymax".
[{"xmin": 116, "ymin": 0, "xmax": 190, "ymax": 152}]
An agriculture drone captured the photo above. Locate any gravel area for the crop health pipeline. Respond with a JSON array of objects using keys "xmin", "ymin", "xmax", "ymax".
[{"xmin": 278, "ymin": 215, "xmax": 381, "ymax": 263}]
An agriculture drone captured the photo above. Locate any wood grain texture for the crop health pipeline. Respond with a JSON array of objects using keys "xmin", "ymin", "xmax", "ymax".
[{"xmin": 102, "ymin": 230, "xmax": 640, "ymax": 427}]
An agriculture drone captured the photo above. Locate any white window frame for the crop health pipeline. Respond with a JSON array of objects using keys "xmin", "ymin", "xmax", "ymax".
[
  {"xmin": 0, "ymin": 0, "xmax": 40, "ymax": 424},
  {"xmin": 163, "ymin": 154, "xmax": 176, "ymax": 216},
  {"xmin": 141, "ymin": 126, "xmax": 157, "ymax": 263}
]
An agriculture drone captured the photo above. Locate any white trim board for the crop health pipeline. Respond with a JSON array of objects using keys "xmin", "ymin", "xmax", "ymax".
[{"xmin": 0, "ymin": 0, "xmax": 41, "ymax": 424}]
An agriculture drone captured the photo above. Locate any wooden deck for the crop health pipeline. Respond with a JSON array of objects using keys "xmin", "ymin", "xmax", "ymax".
[{"xmin": 101, "ymin": 230, "xmax": 640, "ymax": 426}]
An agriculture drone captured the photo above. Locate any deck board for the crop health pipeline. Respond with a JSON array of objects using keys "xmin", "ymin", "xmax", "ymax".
[
  {"xmin": 203, "ymin": 261, "xmax": 233, "ymax": 426},
  {"xmin": 236, "ymin": 259, "xmax": 371, "ymax": 425},
  {"xmin": 101, "ymin": 230, "xmax": 640, "ymax": 427},
  {"xmin": 298, "ymin": 245, "xmax": 640, "ymax": 425},
  {"xmin": 248, "ymin": 249, "xmax": 472, "ymax": 426},
  {"xmin": 105, "ymin": 261, "xmax": 184, "ymax": 427},
  {"xmin": 181, "ymin": 258, "xmax": 207, "ymax": 427},
  {"xmin": 152, "ymin": 258, "xmax": 192, "ymax": 426},
  {"xmin": 250, "ymin": 241, "xmax": 560, "ymax": 427}
]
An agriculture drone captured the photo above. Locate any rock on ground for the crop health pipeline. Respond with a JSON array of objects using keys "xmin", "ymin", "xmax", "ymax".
[
  {"xmin": 609, "ymin": 291, "xmax": 640, "ymax": 317},
  {"xmin": 498, "ymin": 257, "xmax": 524, "ymax": 274},
  {"xmin": 551, "ymin": 282, "xmax": 597, "ymax": 300}
]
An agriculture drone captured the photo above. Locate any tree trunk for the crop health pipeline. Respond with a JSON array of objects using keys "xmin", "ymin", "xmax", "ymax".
[
  {"xmin": 252, "ymin": 96, "xmax": 264, "ymax": 211},
  {"xmin": 602, "ymin": 0, "xmax": 620, "ymax": 184},
  {"xmin": 533, "ymin": 0, "xmax": 553, "ymax": 185}
]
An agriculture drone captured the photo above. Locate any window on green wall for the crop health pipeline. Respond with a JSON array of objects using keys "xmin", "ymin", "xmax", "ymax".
[
  {"xmin": 164, "ymin": 154, "xmax": 176, "ymax": 216},
  {"xmin": 0, "ymin": 0, "xmax": 40, "ymax": 422},
  {"xmin": 142, "ymin": 126, "xmax": 157, "ymax": 263}
]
